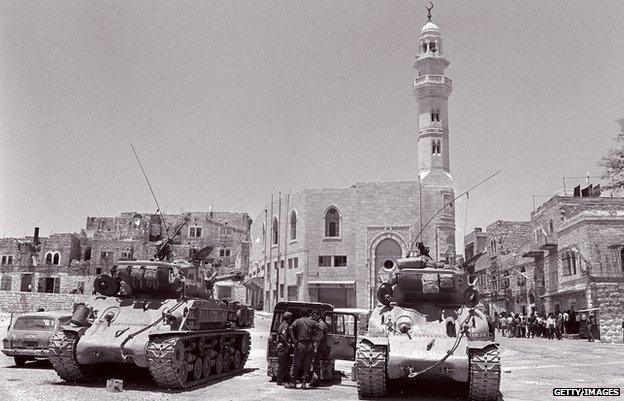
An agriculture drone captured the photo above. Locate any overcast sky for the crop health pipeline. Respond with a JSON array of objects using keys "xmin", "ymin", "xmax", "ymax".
[{"xmin": 1, "ymin": 1, "xmax": 623, "ymax": 250}]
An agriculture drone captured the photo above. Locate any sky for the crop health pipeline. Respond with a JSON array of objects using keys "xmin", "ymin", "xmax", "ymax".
[{"xmin": 1, "ymin": 1, "xmax": 623, "ymax": 251}]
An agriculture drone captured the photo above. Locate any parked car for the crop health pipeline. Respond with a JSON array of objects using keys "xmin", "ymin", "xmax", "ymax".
[
  {"xmin": 266, "ymin": 301, "xmax": 363, "ymax": 383},
  {"xmin": 2, "ymin": 311, "xmax": 72, "ymax": 366}
]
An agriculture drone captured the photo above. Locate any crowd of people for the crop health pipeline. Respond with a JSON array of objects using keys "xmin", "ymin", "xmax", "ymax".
[{"xmin": 492, "ymin": 310, "xmax": 595, "ymax": 342}]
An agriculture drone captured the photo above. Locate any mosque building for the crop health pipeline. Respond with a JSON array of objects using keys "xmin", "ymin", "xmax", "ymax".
[{"xmin": 245, "ymin": 14, "xmax": 457, "ymax": 311}]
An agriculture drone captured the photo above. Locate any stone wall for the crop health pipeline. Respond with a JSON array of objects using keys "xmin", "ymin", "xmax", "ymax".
[
  {"xmin": 590, "ymin": 282, "xmax": 624, "ymax": 343},
  {"xmin": 0, "ymin": 291, "xmax": 88, "ymax": 313}
]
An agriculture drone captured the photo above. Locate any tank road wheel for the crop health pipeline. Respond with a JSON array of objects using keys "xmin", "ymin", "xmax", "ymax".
[
  {"xmin": 146, "ymin": 337, "xmax": 189, "ymax": 389},
  {"xmin": 468, "ymin": 346, "xmax": 501, "ymax": 401},
  {"xmin": 222, "ymin": 349, "xmax": 232, "ymax": 371},
  {"xmin": 355, "ymin": 341, "xmax": 387, "ymax": 399},
  {"xmin": 48, "ymin": 330, "xmax": 93, "ymax": 382},
  {"xmin": 192, "ymin": 357, "xmax": 203, "ymax": 380},
  {"xmin": 232, "ymin": 350, "xmax": 242, "ymax": 370},
  {"xmin": 202, "ymin": 355, "xmax": 213, "ymax": 378},
  {"xmin": 214, "ymin": 353, "xmax": 224, "ymax": 375}
]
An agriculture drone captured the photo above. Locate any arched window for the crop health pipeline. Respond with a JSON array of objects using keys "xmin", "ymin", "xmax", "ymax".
[
  {"xmin": 422, "ymin": 42, "xmax": 428, "ymax": 53},
  {"xmin": 431, "ymin": 140, "xmax": 441, "ymax": 155},
  {"xmin": 52, "ymin": 252, "xmax": 60, "ymax": 266},
  {"xmin": 430, "ymin": 41, "xmax": 437, "ymax": 53},
  {"xmin": 324, "ymin": 207, "xmax": 340, "ymax": 237},
  {"xmin": 272, "ymin": 217, "xmax": 279, "ymax": 245},
  {"xmin": 45, "ymin": 252, "xmax": 52, "ymax": 265},
  {"xmin": 290, "ymin": 210, "xmax": 297, "ymax": 240},
  {"xmin": 430, "ymin": 109, "xmax": 440, "ymax": 122}
]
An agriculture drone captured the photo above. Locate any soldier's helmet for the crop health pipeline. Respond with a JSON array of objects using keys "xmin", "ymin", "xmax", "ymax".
[{"xmin": 283, "ymin": 311, "xmax": 293, "ymax": 321}]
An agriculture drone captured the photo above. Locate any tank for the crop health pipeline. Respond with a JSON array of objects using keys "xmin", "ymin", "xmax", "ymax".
[
  {"xmin": 47, "ymin": 259, "xmax": 253, "ymax": 389},
  {"xmin": 355, "ymin": 245, "xmax": 500, "ymax": 400}
]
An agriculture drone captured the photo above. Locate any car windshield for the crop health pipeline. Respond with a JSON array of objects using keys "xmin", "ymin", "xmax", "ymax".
[{"xmin": 13, "ymin": 317, "xmax": 55, "ymax": 331}]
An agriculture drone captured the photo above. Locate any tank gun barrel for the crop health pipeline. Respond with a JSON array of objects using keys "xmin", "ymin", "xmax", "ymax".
[{"xmin": 207, "ymin": 272, "xmax": 244, "ymax": 284}]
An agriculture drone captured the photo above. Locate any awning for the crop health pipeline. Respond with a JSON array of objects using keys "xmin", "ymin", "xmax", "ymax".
[
  {"xmin": 214, "ymin": 280, "xmax": 235, "ymax": 287},
  {"xmin": 308, "ymin": 280, "xmax": 355, "ymax": 287},
  {"xmin": 577, "ymin": 307, "xmax": 600, "ymax": 312},
  {"xmin": 242, "ymin": 276, "xmax": 264, "ymax": 288},
  {"xmin": 541, "ymin": 288, "xmax": 585, "ymax": 298}
]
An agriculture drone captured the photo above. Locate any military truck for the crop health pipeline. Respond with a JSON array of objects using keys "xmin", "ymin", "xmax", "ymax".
[{"xmin": 266, "ymin": 301, "xmax": 361, "ymax": 383}]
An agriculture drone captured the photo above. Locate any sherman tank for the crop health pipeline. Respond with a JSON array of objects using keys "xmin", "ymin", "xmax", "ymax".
[
  {"xmin": 48, "ymin": 259, "xmax": 253, "ymax": 389},
  {"xmin": 355, "ymin": 244, "xmax": 500, "ymax": 400}
]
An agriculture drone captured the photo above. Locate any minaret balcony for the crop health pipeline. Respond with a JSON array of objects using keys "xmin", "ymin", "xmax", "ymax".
[{"xmin": 413, "ymin": 75, "xmax": 452, "ymax": 89}]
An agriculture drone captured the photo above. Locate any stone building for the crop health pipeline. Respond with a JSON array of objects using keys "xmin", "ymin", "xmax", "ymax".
[
  {"xmin": 248, "ymin": 17, "xmax": 457, "ymax": 312},
  {"xmin": 466, "ymin": 195, "xmax": 624, "ymax": 343},
  {"xmin": 0, "ymin": 228, "xmax": 93, "ymax": 312},
  {"xmin": 522, "ymin": 195, "xmax": 624, "ymax": 343}
]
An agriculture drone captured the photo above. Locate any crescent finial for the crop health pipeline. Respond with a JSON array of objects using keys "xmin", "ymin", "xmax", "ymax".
[{"xmin": 426, "ymin": 2, "xmax": 434, "ymax": 22}]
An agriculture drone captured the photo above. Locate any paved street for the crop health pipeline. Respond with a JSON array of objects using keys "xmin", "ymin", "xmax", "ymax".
[{"xmin": 1, "ymin": 314, "xmax": 623, "ymax": 401}]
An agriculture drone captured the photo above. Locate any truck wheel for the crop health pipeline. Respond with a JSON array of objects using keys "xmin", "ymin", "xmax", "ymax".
[{"xmin": 14, "ymin": 356, "xmax": 28, "ymax": 366}]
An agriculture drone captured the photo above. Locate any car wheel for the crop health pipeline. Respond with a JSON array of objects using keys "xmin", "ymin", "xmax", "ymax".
[{"xmin": 14, "ymin": 356, "xmax": 28, "ymax": 366}]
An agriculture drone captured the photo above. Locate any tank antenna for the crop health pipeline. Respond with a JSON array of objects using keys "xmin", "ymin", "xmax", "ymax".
[
  {"xmin": 130, "ymin": 144, "xmax": 169, "ymax": 234},
  {"xmin": 410, "ymin": 170, "xmax": 501, "ymax": 254}
]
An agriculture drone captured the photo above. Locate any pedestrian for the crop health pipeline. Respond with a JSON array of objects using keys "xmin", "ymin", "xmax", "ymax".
[
  {"xmin": 287, "ymin": 309, "xmax": 319, "ymax": 390},
  {"xmin": 556, "ymin": 312, "xmax": 563, "ymax": 340},
  {"xmin": 310, "ymin": 310, "xmax": 328, "ymax": 386},
  {"xmin": 546, "ymin": 313, "xmax": 555, "ymax": 340},
  {"xmin": 587, "ymin": 315, "xmax": 595, "ymax": 342},
  {"xmin": 514, "ymin": 314, "xmax": 521, "ymax": 338},
  {"xmin": 276, "ymin": 311, "xmax": 294, "ymax": 386},
  {"xmin": 528, "ymin": 313, "xmax": 536, "ymax": 338},
  {"xmin": 563, "ymin": 310, "xmax": 570, "ymax": 334},
  {"xmin": 507, "ymin": 314, "xmax": 514, "ymax": 338},
  {"xmin": 520, "ymin": 313, "xmax": 527, "ymax": 338},
  {"xmin": 499, "ymin": 313, "xmax": 507, "ymax": 337}
]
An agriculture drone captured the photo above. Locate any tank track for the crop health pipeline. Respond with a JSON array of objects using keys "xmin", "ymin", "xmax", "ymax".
[
  {"xmin": 48, "ymin": 331, "xmax": 94, "ymax": 382},
  {"xmin": 355, "ymin": 341, "xmax": 387, "ymax": 399},
  {"xmin": 468, "ymin": 345, "xmax": 501, "ymax": 401},
  {"xmin": 146, "ymin": 329, "xmax": 251, "ymax": 389}
]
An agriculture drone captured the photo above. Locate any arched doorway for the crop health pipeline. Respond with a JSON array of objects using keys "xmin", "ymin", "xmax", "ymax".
[{"xmin": 374, "ymin": 238, "xmax": 402, "ymax": 287}]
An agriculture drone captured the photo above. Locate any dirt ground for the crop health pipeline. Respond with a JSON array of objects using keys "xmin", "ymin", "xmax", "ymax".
[{"xmin": 1, "ymin": 314, "xmax": 622, "ymax": 401}]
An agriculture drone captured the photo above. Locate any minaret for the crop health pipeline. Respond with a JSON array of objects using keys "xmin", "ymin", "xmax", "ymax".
[
  {"xmin": 413, "ymin": 11, "xmax": 452, "ymax": 181},
  {"xmin": 413, "ymin": 6, "xmax": 456, "ymax": 261}
]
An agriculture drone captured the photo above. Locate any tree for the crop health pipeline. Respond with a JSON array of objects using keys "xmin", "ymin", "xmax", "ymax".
[{"xmin": 600, "ymin": 119, "xmax": 624, "ymax": 194}]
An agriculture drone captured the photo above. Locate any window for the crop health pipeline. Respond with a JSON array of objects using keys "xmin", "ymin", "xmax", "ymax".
[
  {"xmin": 562, "ymin": 251, "xmax": 578, "ymax": 276},
  {"xmin": 219, "ymin": 227, "xmax": 234, "ymax": 235},
  {"xmin": 290, "ymin": 210, "xmax": 297, "ymax": 240},
  {"xmin": 100, "ymin": 251, "xmax": 114, "ymax": 261},
  {"xmin": 293, "ymin": 257, "xmax": 298, "ymax": 269},
  {"xmin": 430, "ymin": 110, "xmax": 440, "ymax": 122},
  {"xmin": 272, "ymin": 217, "xmax": 279, "ymax": 245},
  {"xmin": 95, "ymin": 267, "xmax": 102, "ymax": 275},
  {"xmin": 1, "ymin": 255, "xmax": 13, "ymax": 265},
  {"xmin": 288, "ymin": 258, "xmax": 292, "ymax": 269},
  {"xmin": 422, "ymin": 42, "xmax": 428, "ymax": 53},
  {"xmin": 490, "ymin": 239, "xmax": 497, "ymax": 254},
  {"xmin": 219, "ymin": 249, "xmax": 231, "ymax": 257},
  {"xmin": 0, "ymin": 276, "xmax": 12, "ymax": 291},
  {"xmin": 334, "ymin": 256, "xmax": 347, "ymax": 267},
  {"xmin": 324, "ymin": 207, "xmax": 340, "ymax": 237},
  {"xmin": 280, "ymin": 260, "xmax": 284, "ymax": 269},
  {"xmin": 318, "ymin": 256, "xmax": 332, "ymax": 267},
  {"xmin": 189, "ymin": 226, "xmax": 202, "ymax": 238},
  {"xmin": 120, "ymin": 251, "xmax": 132, "ymax": 259},
  {"xmin": 20, "ymin": 274, "xmax": 33, "ymax": 292},
  {"xmin": 279, "ymin": 284, "xmax": 284, "ymax": 299},
  {"xmin": 287, "ymin": 285, "xmax": 298, "ymax": 301},
  {"xmin": 37, "ymin": 277, "xmax": 60, "ymax": 293},
  {"xmin": 431, "ymin": 140, "xmax": 441, "ymax": 154},
  {"xmin": 429, "ymin": 41, "xmax": 437, "ymax": 53},
  {"xmin": 549, "ymin": 220, "xmax": 554, "ymax": 234},
  {"xmin": 53, "ymin": 253, "xmax": 60, "ymax": 265}
]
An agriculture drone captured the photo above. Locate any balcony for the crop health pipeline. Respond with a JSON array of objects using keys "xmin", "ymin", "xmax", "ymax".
[
  {"xmin": 522, "ymin": 249, "xmax": 544, "ymax": 258},
  {"xmin": 413, "ymin": 75, "xmax": 453, "ymax": 90},
  {"xmin": 538, "ymin": 235, "xmax": 558, "ymax": 250}
]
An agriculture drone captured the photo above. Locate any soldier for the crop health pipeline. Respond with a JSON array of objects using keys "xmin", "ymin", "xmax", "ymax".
[
  {"xmin": 276, "ymin": 311, "xmax": 294, "ymax": 386},
  {"xmin": 310, "ymin": 309, "xmax": 328, "ymax": 386},
  {"xmin": 287, "ymin": 309, "xmax": 319, "ymax": 389}
]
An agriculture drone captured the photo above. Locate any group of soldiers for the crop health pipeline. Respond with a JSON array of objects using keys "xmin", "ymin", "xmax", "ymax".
[{"xmin": 275, "ymin": 309, "xmax": 327, "ymax": 389}]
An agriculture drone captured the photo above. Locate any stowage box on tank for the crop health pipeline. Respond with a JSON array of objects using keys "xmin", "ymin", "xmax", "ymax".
[{"xmin": 48, "ymin": 260, "xmax": 253, "ymax": 389}]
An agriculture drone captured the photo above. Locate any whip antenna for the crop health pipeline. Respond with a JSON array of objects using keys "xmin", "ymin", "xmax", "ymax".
[
  {"xmin": 130, "ymin": 144, "xmax": 169, "ymax": 233},
  {"xmin": 410, "ymin": 170, "xmax": 502, "ymax": 252}
]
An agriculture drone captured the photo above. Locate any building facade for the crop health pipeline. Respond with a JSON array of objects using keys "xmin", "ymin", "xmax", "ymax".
[
  {"xmin": 466, "ymin": 196, "xmax": 624, "ymax": 343},
  {"xmin": 248, "ymin": 17, "xmax": 457, "ymax": 312}
]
